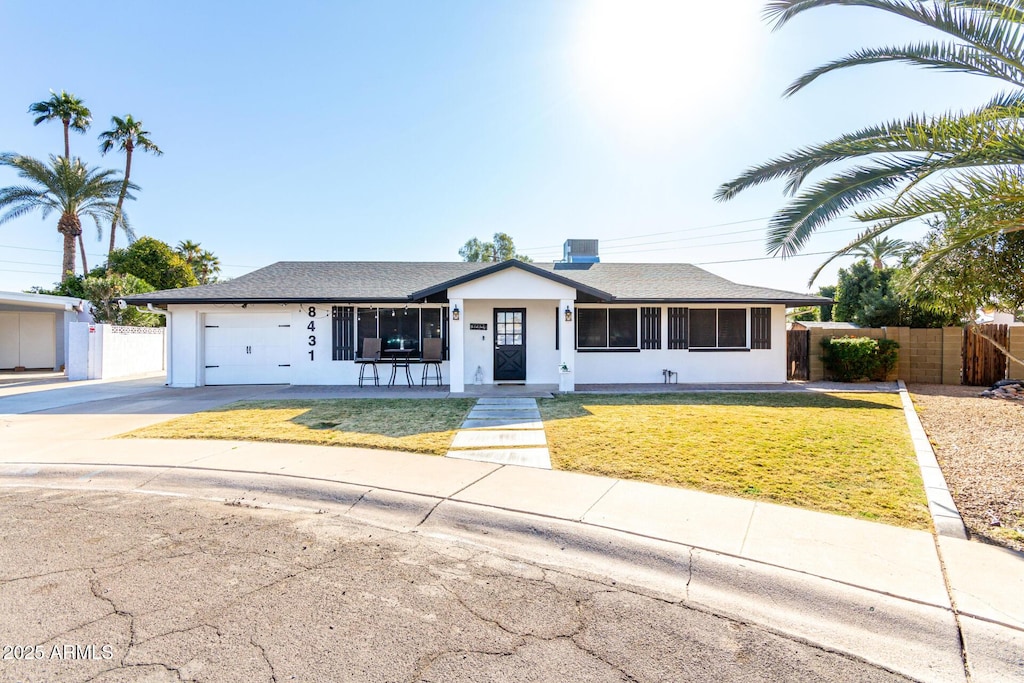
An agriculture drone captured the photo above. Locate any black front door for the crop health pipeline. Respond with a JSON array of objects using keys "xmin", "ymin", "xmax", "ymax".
[{"xmin": 494, "ymin": 308, "xmax": 526, "ymax": 381}]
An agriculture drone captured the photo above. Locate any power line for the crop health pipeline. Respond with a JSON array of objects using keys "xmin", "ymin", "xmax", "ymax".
[
  {"xmin": 693, "ymin": 250, "xmax": 836, "ymax": 266},
  {"xmin": 520, "ymin": 216, "xmax": 772, "ymax": 252}
]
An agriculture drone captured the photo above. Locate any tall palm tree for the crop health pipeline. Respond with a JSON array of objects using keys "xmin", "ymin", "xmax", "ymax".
[
  {"xmin": 716, "ymin": 0, "xmax": 1024, "ymax": 283},
  {"xmin": 849, "ymin": 236, "xmax": 908, "ymax": 269},
  {"xmin": 0, "ymin": 154, "xmax": 132, "ymax": 278},
  {"xmin": 99, "ymin": 115, "xmax": 162, "ymax": 256},
  {"xmin": 28, "ymin": 90, "xmax": 94, "ymax": 273}
]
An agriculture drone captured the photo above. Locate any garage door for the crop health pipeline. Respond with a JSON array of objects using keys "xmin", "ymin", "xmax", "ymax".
[
  {"xmin": 0, "ymin": 312, "xmax": 56, "ymax": 370},
  {"xmin": 203, "ymin": 313, "xmax": 292, "ymax": 385}
]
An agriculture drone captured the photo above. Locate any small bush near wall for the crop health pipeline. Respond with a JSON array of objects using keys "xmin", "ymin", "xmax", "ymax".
[
  {"xmin": 872, "ymin": 339, "xmax": 900, "ymax": 381},
  {"xmin": 821, "ymin": 336, "xmax": 901, "ymax": 382}
]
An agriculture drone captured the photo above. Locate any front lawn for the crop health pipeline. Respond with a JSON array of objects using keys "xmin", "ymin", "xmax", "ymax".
[
  {"xmin": 539, "ymin": 392, "xmax": 930, "ymax": 529},
  {"xmin": 120, "ymin": 399, "xmax": 475, "ymax": 455}
]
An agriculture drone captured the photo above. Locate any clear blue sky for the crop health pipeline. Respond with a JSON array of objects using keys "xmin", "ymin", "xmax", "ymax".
[{"xmin": 0, "ymin": 0, "xmax": 1004, "ymax": 295}]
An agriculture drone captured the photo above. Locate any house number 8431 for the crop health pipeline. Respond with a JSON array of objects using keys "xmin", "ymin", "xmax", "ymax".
[{"xmin": 307, "ymin": 306, "xmax": 316, "ymax": 360}]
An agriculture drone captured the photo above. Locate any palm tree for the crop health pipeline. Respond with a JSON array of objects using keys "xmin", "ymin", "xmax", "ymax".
[
  {"xmin": 0, "ymin": 154, "xmax": 132, "ymax": 278},
  {"xmin": 716, "ymin": 0, "xmax": 1024, "ymax": 283},
  {"xmin": 28, "ymin": 90, "xmax": 94, "ymax": 273},
  {"xmin": 850, "ymin": 236, "xmax": 908, "ymax": 269},
  {"xmin": 176, "ymin": 240, "xmax": 221, "ymax": 284},
  {"xmin": 99, "ymin": 115, "xmax": 162, "ymax": 256}
]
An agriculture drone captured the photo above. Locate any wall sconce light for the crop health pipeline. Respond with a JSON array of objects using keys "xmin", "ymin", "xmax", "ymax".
[
  {"xmin": 564, "ymin": 305, "xmax": 573, "ymax": 322},
  {"xmin": 452, "ymin": 305, "xmax": 460, "ymax": 321}
]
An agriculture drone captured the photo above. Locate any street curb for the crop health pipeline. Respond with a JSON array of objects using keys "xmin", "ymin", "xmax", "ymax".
[{"xmin": 897, "ymin": 380, "xmax": 968, "ymax": 539}]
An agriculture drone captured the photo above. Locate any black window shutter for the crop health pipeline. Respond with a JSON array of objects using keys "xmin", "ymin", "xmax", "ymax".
[
  {"xmin": 332, "ymin": 306, "xmax": 355, "ymax": 360},
  {"xmin": 640, "ymin": 307, "xmax": 661, "ymax": 349},
  {"xmin": 667, "ymin": 307, "xmax": 688, "ymax": 349},
  {"xmin": 751, "ymin": 307, "xmax": 771, "ymax": 349}
]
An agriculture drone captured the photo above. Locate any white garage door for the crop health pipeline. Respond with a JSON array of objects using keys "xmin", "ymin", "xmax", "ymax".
[
  {"xmin": 0, "ymin": 312, "xmax": 56, "ymax": 370},
  {"xmin": 203, "ymin": 313, "xmax": 292, "ymax": 385}
]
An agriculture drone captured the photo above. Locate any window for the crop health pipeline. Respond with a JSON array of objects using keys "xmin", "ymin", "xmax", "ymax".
[
  {"xmin": 355, "ymin": 307, "xmax": 445, "ymax": 358},
  {"xmin": 577, "ymin": 308, "xmax": 638, "ymax": 349},
  {"xmin": 688, "ymin": 308, "xmax": 747, "ymax": 349},
  {"xmin": 577, "ymin": 309, "xmax": 607, "ymax": 347}
]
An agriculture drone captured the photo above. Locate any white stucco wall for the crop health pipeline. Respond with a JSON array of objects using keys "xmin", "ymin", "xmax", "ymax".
[
  {"xmin": 67, "ymin": 323, "xmax": 166, "ymax": 381},
  {"xmin": 458, "ymin": 299, "xmax": 562, "ymax": 386},
  {"xmin": 167, "ymin": 303, "xmax": 450, "ymax": 388},
  {"xmin": 164, "ymin": 298, "xmax": 787, "ymax": 388},
  {"xmin": 572, "ymin": 304, "xmax": 788, "ymax": 384}
]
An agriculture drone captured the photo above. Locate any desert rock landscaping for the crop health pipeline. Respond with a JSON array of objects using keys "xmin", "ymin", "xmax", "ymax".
[{"xmin": 909, "ymin": 384, "xmax": 1024, "ymax": 551}]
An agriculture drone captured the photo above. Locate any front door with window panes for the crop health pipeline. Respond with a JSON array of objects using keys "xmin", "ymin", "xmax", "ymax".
[{"xmin": 494, "ymin": 308, "xmax": 526, "ymax": 381}]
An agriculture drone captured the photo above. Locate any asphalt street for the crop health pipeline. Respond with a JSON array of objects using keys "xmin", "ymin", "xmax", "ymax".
[{"xmin": 0, "ymin": 486, "xmax": 911, "ymax": 683}]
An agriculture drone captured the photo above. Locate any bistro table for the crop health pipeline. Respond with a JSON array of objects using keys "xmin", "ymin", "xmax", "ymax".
[{"xmin": 384, "ymin": 349, "xmax": 417, "ymax": 387}]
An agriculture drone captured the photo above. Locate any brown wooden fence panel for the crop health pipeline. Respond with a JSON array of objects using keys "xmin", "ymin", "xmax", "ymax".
[
  {"xmin": 787, "ymin": 329, "xmax": 810, "ymax": 380},
  {"xmin": 962, "ymin": 324, "xmax": 1008, "ymax": 386}
]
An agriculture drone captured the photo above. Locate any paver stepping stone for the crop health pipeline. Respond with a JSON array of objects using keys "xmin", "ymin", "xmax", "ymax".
[
  {"xmin": 447, "ymin": 398, "xmax": 552, "ymax": 469},
  {"xmin": 466, "ymin": 408, "xmax": 541, "ymax": 420},
  {"xmin": 451, "ymin": 430, "xmax": 547, "ymax": 448},
  {"xmin": 446, "ymin": 448, "xmax": 552, "ymax": 469},
  {"xmin": 475, "ymin": 398, "xmax": 538, "ymax": 406},
  {"xmin": 461, "ymin": 418, "xmax": 544, "ymax": 430}
]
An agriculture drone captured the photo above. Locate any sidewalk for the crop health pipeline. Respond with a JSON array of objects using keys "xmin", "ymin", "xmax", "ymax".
[{"xmin": 0, "ymin": 377, "xmax": 1021, "ymax": 680}]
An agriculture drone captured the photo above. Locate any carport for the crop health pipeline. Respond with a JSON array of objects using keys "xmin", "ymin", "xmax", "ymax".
[{"xmin": 0, "ymin": 291, "xmax": 89, "ymax": 371}]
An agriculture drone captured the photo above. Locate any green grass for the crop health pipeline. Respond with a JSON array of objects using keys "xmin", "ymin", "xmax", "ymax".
[
  {"xmin": 121, "ymin": 391, "xmax": 930, "ymax": 529},
  {"xmin": 538, "ymin": 392, "xmax": 930, "ymax": 529},
  {"xmin": 120, "ymin": 399, "xmax": 475, "ymax": 455}
]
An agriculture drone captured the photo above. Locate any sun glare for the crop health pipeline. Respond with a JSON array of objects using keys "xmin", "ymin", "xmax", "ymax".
[{"xmin": 570, "ymin": 0, "xmax": 764, "ymax": 141}]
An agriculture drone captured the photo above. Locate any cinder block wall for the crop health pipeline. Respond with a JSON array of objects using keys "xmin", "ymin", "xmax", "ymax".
[
  {"xmin": 1009, "ymin": 327, "xmax": 1024, "ymax": 379},
  {"xmin": 808, "ymin": 325, "xmax": 965, "ymax": 384},
  {"xmin": 941, "ymin": 327, "xmax": 963, "ymax": 385}
]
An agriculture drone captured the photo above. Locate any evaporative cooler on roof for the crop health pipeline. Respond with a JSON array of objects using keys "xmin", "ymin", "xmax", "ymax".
[{"xmin": 563, "ymin": 239, "xmax": 600, "ymax": 263}]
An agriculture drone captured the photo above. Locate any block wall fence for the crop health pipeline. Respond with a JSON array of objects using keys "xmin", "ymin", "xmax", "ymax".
[{"xmin": 806, "ymin": 326, "xmax": 1022, "ymax": 384}]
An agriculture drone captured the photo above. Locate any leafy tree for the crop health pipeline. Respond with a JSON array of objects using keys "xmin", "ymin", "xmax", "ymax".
[
  {"xmin": 459, "ymin": 232, "xmax": 533, "ymax": 262},
  {"xmin": 176, "ymin": 240, "xmax": 221, "ymax": 284},
  {"xmin": 28, "ymin": 90, "xmax": 95, "ymax": 273},
  {"xmin": 99, "ymin": 115, "xmax": 162, "ymax": 256},
  {"xmin": 849, "ymin": 237, "xmax": 908, "ymax": 270},
  {"xmin": 834, "ymin": 259, "xmax": 959, "ymax": 328},
  {"xmin": 82, "ymin": 273, "xmax": 160, "ymax": 326},
  {"xmin": 107, "ymin": 236, "xmax": 198, "ymax": 290},
  {"xmin": 817, "ymin": 284, "xmax": 836, "ymax": 322},
  {"xmin": 715, "ymin": 0, "xmax": 1024, "ymax": 282},
  {"xmin": 905, "ymin": 214, "xmax": 1024, "ymax": 319},
  {"xmin": 0, "ymin": 155, "xmax": 127, "ymax": 279}
]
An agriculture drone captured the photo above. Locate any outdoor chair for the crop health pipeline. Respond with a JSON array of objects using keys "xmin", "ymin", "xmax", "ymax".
[
  {"xmin": 420, "ymin": 337, "xmax": 443, "ymax": 386},
  {"xmin": 356, "ymin": 338, "xmax": 382, "ymax": 387}
]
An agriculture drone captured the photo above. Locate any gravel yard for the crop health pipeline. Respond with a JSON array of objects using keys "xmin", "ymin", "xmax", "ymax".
[{"xmin": 909, "ymin": 384, "xmax": 1024, "ymax": 552}]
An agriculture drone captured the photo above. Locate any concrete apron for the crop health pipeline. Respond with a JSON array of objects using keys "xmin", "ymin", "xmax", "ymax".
[{"xmin": 446, "ymin": 398, "xmax": 552, "ymax": 469}]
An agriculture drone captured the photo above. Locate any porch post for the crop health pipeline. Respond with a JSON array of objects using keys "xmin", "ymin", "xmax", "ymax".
[
  {"xmin": 559, "ymin": 298, "xmax": 575, "ymax": 392},
  {"xmin": 449, "ymin": 299, "xmax": 465, "ymax": 392}
]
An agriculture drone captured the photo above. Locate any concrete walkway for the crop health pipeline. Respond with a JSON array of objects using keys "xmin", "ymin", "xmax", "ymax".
[{"xmin": 446, "ymin": 398, "xmax": 553, "ymax": 469}]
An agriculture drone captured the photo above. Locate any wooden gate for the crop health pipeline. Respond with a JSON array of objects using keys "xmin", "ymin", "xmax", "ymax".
[
  {"xmin": 787, "ymin": 329, "xmax": 810, "ymax": 381},
  {"xmin": 962, "ymin": 324, "xmax": 1008, "ymax": 386}
]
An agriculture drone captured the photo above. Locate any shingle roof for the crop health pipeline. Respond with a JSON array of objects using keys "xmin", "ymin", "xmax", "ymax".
[{"xmin": 123, "ymin": 260, "xmax": 830, "ymax": 307}]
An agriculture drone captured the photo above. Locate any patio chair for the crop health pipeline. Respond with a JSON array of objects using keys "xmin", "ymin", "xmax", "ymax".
[
  {"xmin": 356, "ymin": 338, "xmax": 382, "ymax": 387},
  {"xmin": 420, "ymin": 337, "xmax": 443, "ymax": 387}
]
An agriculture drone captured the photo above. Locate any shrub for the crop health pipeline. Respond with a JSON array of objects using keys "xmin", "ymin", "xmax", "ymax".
[
  {"xmin": 872, "ymin": 339, "xmax": 900, "ymax": 381},
  {"xmin": 821, "ymin": 336, "xmax": 900, "ymax": 382}
]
